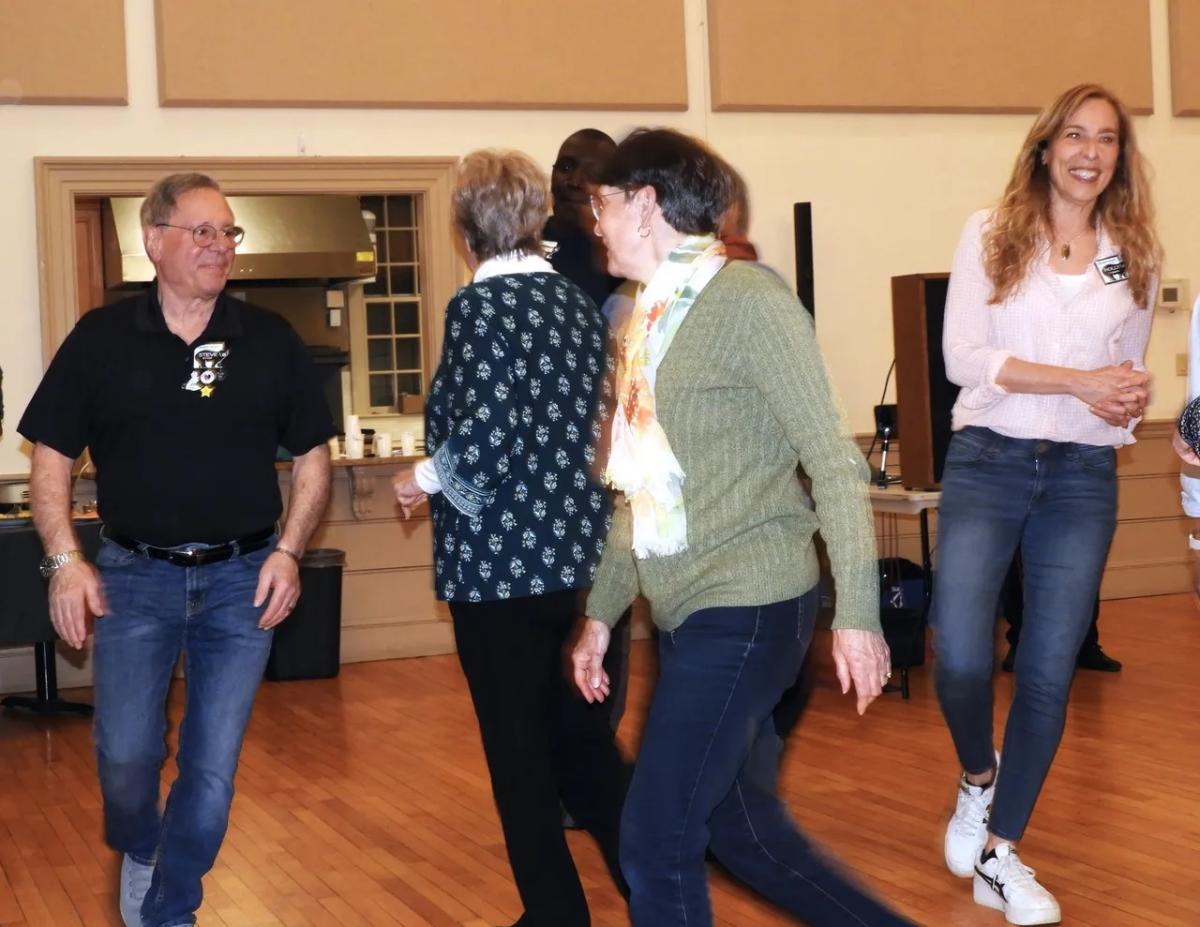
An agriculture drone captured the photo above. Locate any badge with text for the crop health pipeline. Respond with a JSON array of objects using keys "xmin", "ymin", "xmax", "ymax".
[
  {"xmin": 183, "ymin": 341, "xmax": 229, "ymax": 398},
  {"xmin": 1094, "ymin": 253, "xmax": 1128, "ymax": 285}
]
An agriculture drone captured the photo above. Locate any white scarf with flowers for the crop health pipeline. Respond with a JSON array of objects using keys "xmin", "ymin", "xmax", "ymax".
[{"xmin": 606, "ymin": 235, "xmax": 727, "ymax": 557}]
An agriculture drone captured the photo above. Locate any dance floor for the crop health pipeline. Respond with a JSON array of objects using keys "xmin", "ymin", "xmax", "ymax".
[{"xmin": 0, "ymin": 594, "xmax": 1196, "ymax": 926}]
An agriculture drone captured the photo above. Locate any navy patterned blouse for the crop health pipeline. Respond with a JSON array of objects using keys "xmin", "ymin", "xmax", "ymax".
[{"xmin": 424, "ymin": 271, "xmax": 612, "ymax": 603}]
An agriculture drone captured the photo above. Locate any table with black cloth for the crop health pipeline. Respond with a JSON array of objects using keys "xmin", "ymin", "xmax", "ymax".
[{"xmin": 0, "ymin": 518, "xmax": 101, "ymax": 715}]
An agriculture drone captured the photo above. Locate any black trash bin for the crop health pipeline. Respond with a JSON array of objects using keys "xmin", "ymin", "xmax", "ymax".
[{"xmin": 265, "ymin": 548, "xmax": 345, "ymax": 681}]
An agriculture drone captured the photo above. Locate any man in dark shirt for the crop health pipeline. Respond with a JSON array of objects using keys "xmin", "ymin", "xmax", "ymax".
[
  {"xmin": 544, "ymin": 129, "xmax": 623, "ymax": 309},
  {"xmin": 19, "ymin": 172, "xmax": 333, "ymax": 927},
  {"xmin": 542, "ymin": 135, "xmax": 634, "ymax": 838}
]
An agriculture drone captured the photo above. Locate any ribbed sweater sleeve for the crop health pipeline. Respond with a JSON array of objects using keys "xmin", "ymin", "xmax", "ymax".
[
  {"xmin": 585, "ymin": 491, "xmax": 638, "ymax": 624},
  {"xmin": 741, "ymin": 279, "xmax": 880, "ymax": 632}
]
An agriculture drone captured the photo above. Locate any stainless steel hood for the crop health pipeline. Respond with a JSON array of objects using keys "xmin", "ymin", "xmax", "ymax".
[{"xmin": 103, "ymin": 195, "xmax": 376, "ymax": 284}]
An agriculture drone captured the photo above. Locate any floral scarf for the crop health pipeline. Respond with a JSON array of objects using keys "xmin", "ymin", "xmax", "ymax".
[{"xmin": 606, "ymin": 235, "xmax": 727, "ymax": 558}]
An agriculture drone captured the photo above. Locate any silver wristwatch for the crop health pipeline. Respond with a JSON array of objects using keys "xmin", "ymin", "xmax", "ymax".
[{"xmin": 39, "ymin": 549, "xmax": 85, "ymax": 578}]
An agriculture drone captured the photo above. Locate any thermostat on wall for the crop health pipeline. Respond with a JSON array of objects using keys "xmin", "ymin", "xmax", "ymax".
[{"xmin": 1157, "ymin": 278, "xmax": 1188, "ymax": 313}]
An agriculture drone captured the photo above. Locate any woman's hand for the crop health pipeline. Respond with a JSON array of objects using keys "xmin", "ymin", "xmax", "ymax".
[
  {"xmin": 392, "ymin": 465, "xmax": 427, "ymax": 519},
  {"xmin": 1087, "ymin": 398, "xmax": 1135, "ymax": 428},
  {"xmin": 1172, "ymin": 426, "xmax": 1200, "ymax": 467},
  {"xmin": 571, "ymin": 618, "xmax": 612, "ymax": 703},
  {"xmin": 1073, "ymin": 360, "xmax": 1150, "ymax": 411},
  {"xmin": 831, "ymin": 628, "xmax": 892, "ymax": 716}
]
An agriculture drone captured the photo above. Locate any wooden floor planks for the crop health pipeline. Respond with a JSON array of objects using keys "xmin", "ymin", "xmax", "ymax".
[{"xmin": 0, "ymin": 593, "xmax": 1196, "ymax": 926}]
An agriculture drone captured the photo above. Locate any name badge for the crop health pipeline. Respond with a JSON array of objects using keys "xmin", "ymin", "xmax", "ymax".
[{"xmin": 1094, "ymin": 253, "xmax": 1128, "ymax": 285}]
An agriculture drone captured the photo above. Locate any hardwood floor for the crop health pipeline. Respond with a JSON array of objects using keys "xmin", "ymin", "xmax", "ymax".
[{"xmin": 0, "ymin": 594, "xmax": 1197, "ymax": 926}]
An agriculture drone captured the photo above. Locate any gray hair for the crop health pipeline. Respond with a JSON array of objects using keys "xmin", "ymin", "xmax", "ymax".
[
  {"xmin": 453, "ymin": 150, "xmax": 548, "ymax": 262},
  {"xmin": 140, "ymin": 172, "xmax": 223, "ymax": 227}
]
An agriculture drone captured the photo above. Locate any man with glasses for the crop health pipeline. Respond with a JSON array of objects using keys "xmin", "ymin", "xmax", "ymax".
[{"xmin": 19, "ymin": 172, "xmax": 334, "ymax": 927}]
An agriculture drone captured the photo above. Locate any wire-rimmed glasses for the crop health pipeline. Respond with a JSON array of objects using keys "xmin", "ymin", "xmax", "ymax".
[{"xmin": 156, "ymin": 223, "xmax": 245, "ymax": 247}]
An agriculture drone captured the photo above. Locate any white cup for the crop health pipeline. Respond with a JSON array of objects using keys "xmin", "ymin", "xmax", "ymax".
[
  {"xmin": 344, "ymin": 432, "xmax": 364, "ymax": 459},
  {"xmin": 400, "ymin": 431, "xmax": 417, "ymax": 456},
  {"xmin": 373, "ymin": 432, "xmax": 392, "ymax": 458}
]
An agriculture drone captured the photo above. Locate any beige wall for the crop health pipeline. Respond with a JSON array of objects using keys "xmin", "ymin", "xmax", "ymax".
[{"xmin": 2, "ymin": 0, "xmax": 1199, "ymax": 477}]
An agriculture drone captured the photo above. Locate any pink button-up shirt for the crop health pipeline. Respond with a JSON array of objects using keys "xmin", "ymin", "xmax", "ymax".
[{"xmin": 943, "ymin": 209, "xmax": 1154, "ymax": 448}]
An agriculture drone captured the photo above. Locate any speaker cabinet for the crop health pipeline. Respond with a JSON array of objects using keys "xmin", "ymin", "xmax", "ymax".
[
  {"xmin": 891, "ymin": 273, "xmax": 959, "ymax": 490},
  {"xmin": 793, "ymin": 202, "xmax": 814, "ymax": 317}
]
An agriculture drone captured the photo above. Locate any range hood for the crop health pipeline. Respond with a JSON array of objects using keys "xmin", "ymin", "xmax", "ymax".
[{"xmin": 103, "ymin": 195, "xmax": 376, "ymax": 284}]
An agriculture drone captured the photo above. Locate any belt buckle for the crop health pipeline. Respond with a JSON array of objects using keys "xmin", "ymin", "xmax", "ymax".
[{"xmin": 168, "ymin": 547, "xmax": 201, "ymax": 567}]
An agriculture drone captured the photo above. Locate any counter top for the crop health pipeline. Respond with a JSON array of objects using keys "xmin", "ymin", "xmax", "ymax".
[
  {"xmin": 0, "ymin": 513, "xmax": 99, "ymax": 531},
  {"xmin": 275, "ymin": 455, "xmax": 422, "ymax": 469}
]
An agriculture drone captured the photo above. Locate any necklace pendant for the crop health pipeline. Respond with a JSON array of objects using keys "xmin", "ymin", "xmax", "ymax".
[{"xmin": 1061, "ymin": 242, "xmax": 1071, "ymax": 261}]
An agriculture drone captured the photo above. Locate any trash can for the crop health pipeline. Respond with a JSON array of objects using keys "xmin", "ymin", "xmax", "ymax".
[{"xmin": 264, "ymin": 548, "xmax": 345, "ymax": 681}]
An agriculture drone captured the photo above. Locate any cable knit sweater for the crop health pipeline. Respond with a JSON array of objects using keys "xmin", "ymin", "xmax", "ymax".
[{"xmin": 585, "ymin": 261, "xmax": 880, "ymax": 633}]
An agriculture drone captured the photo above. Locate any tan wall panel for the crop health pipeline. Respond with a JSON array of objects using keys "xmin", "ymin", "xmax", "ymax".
[
  {"xmin": 0, "ymin": 1, "xmax": 127, "ymax": 104},
  {"xmin": 1169, "ymin": 0, "xmax": 1200, "ymax": 116},
  {"xmin": 155, "ymin": 0, "xmax": 686, "ymax": 110},
  {"xmin": 708, "ymin": 0, "xmax": 1153, "ymax": 114}
]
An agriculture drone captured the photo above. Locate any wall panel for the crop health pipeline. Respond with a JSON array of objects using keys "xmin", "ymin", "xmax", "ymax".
[
  {"xmin": 707, "ymin": 0, "xmax": 1153, "ymax": 113},
  {"xmin": 0, "ymin": 1, "xmax": 126, "ymax": 104},
  {"xmin": 155, "ymin": 0, "xmax": 687, "ymax": 110},
  {"xmin": 1169, "ymin": 0, "xmax": 1200, "ymax": 115}
]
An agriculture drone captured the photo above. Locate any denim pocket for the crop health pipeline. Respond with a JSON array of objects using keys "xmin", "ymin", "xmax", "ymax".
[
  {"xmin": 943, "ymin": 428, "xmax": 995, "ymax": 468},
  {"xmin": 1069, "ymin": 444, "xmax": 1116, "ymax": 476},
  {"xmin": 95, "ymin": 537, "xmax": 140, "ymax": 569}
]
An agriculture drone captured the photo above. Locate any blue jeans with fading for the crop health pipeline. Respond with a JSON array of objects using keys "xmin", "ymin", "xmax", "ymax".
[
  {"xmin": 932, "ymin": 426, "xmax": 1118, "ymax": 841},
  {"xmin": 92, "ymin": 535, "xmax": 276, "ymax": 927},
  {"xmin": 620, "ymin": 591, "xmax": 914, "ymax": 927}
]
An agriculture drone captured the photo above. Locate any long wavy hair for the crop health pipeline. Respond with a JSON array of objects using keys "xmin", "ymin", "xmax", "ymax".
[{"xmin": 982, "ymin": 83, "xmax": 1161, "ymax": 307}]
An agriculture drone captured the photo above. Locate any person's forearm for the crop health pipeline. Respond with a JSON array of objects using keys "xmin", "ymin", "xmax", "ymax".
[
  {"xmin": 995, "ymin": 357, "xmax": 1082, "ymax": 396},
  {"xmin": 280, "ymin": 446, "xmax": 331, "ymax": 551},
  {"xmin": 30, "ymin": 443, "xmax": 81, "ymax": 555}
]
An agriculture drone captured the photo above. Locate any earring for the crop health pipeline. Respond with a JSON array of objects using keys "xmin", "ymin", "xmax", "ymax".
[{"xmin": 637, "ymin": 224, "xmax": 651, "ymax": 238}]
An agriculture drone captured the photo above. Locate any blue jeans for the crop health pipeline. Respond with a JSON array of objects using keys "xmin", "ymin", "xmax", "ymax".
[
  {"xmin": 93, "ymin": 536, "xmax": 276, "ymax": 927},
  {"xmin": 621, "ymin": 592, "xmax": 913, "ymax": 927},
  {"xmin": 932, "ymin": 427, "xmax": 1117, "ymax": 841}
]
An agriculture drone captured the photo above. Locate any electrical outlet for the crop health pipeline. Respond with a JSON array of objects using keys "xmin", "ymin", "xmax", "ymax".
[{"xmin": 1178, "ymin": 353, "xmax": 1188, "ymax": 377}]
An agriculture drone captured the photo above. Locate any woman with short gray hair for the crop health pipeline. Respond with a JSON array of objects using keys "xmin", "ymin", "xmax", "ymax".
[{"xmin": 394, "ymin": 149, "xmax": 628, "ymax": 927}]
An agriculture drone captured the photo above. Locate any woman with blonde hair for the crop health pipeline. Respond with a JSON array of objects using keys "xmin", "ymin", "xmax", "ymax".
[
  {"xmin": 934, "ymin": 83, "xmax": 1160, "ymax": 924},
  {"xmin": 394, "ymin": 149, "xmax": 628, "ymax": 927}
]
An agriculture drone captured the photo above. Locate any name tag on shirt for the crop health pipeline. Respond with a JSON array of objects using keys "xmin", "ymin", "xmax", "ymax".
[{"xmin": 1094, "ymin": 253, "xmax": 1128, "ymax": 285}]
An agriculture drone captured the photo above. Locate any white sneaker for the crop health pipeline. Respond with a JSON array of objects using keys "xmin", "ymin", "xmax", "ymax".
[
  {"xmin": 944, "ymin": 755, "xmax": 998, "ymax": 877},
  {"xmin": 119, "ymin": 854, "xmax": 154, "ymax": 927},
  {"xmin": 973, "ymin": 844, "xmax": 1061, "ymax": 925}
]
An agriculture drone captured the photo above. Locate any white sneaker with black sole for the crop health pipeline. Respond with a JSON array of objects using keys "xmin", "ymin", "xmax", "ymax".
[
  {"xmin": 974, "ymin": 843, "xmax": 1061, "ymax": 925},
  {"xmin": 944, "ymin": 752, "xmax": 999, "ymax": 878}
]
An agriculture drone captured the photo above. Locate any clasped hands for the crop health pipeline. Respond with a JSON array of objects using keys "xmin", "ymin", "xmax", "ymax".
[{"xmin": 1078, "ymin": 360, "xmax": 1150, "ymax": 428}]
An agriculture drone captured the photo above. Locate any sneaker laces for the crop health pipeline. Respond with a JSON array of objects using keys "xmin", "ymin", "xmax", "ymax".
[
  {"xmin": 950, "ymin": 779, "xmax": 991, "ymax": 837},
  {"xmin": 996, "ymin": 847, "xmax": 1039, "ymax": 889},
  {"xmin": 125, "ymin": 859, "xmax": 154, "ymax": 901}
]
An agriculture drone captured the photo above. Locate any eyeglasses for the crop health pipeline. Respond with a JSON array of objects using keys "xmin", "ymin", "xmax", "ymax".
[
  {"xmin": 589, "ymin": 190, "xmax": 626, "ymax": 222},
  {"xmin": 156, "ymin": 223, "xmax": 245, "ymax": 247}
]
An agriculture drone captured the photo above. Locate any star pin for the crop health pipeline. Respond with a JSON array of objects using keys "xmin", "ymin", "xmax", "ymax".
[{"xmin": 200, "ymin": 385, "xmax": 214, "ymax": 398}]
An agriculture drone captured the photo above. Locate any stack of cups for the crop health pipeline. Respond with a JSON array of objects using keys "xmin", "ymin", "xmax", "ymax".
[{"xmin": 344, "ymin": 414, "xmax": 364, "ymax": 459}]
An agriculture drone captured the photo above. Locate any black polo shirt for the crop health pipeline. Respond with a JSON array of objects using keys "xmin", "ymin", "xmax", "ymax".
[{"xmin": 19, "ymin": 283, "xmax": 335, "ymax": 546}]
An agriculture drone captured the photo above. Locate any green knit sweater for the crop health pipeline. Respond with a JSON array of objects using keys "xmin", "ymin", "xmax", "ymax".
[{"xmin": 585, "ymin": 262, "xmax": 880, "ymax": 633}]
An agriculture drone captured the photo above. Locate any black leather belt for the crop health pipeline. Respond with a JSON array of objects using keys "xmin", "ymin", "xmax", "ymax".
[{"xmin": 102, "ymin": 526, "xmax": 275, "ymax": 567}]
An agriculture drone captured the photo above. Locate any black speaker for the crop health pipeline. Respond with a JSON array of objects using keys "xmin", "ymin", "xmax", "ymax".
[
  {"xmin": 793, "ymin": 202, "xmax": 814, "ymax": 318},
  {"xmin": 891, "ymin": 273, "xmax": 959, "ymax": 489}
]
